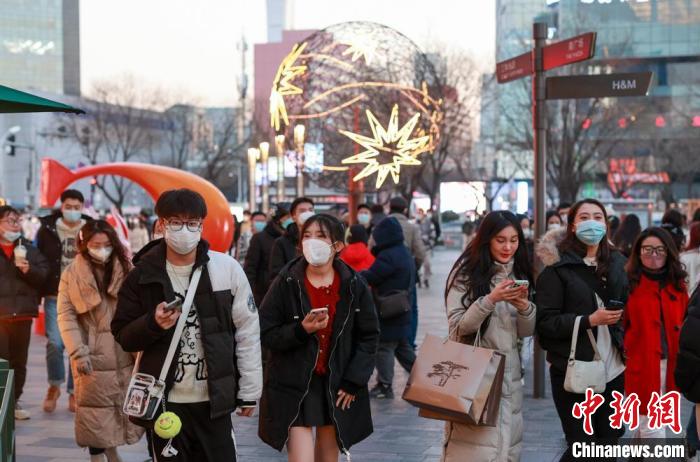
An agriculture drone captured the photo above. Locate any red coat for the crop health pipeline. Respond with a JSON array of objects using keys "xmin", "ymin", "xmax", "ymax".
[
  {"xmin": 340, "ymin": 242, "xmax": 375, "ymax": 272},
  {"xmin": 623, "ymin": 275, "xmax": 688, "ymax": 414}
]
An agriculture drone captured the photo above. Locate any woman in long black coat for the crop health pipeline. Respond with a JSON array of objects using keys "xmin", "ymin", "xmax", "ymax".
[{"xmin": 258, "ymin": 214, "xmax": 379, "ymax": 461}]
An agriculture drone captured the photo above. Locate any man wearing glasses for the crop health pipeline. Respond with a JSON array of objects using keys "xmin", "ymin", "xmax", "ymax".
[
  {"xmin": 112, "ymin": 188, "xmax": 262, "ymax": 461},
  {"xmin": 0, "ymin": 206, "xmax": 49, "ymax": 420}
]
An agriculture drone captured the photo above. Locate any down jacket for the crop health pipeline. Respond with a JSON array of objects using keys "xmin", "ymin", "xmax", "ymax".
[
  {"xmin": 535, "ymin": 228, "xmax": 629, "ymax": 373},
  {"xmin": 443, "ymin": 260, "xmax": 536, "ymax": 462},
  {"xmin": 675, "ymin": 288, "xmax": 700, "ymax": 402},
  {"xmin": 0, "ymin": 237, "xmax": 48, "ymax": 320},
  {"xmin": 57, "ymin": 254, "xmax": 144, "ymax": 448},
  {"xmin": 258, "ymin": 257, "xmax": 379, "ymax": 454},
  {"xmin": 361, "ymin": 217, "xmax": 415, "ymax": 342}
]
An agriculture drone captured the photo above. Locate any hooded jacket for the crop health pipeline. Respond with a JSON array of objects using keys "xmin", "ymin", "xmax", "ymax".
[
  {"xmin": 361, "ymin": 217, "xmax": 415, "ymax": 342},
  {"xmin": 258, "ymin": 257, "xmax": 379, "ymax": 453},
  {"xmin": 111, "ymin": 239, "xmax": 262, "ymax": 421},
  {"xmin": 35, "ymin": 211, "xmax": 93, "ymax": 296},
  {"xmin": 0, "ymin": 237, "xmax": 49, "ymax": 319},
  {"xmin": 244, "ymin": 221, "xmax": 284, "ymax": 305},
  {"xmin": 534, "ymin": 228, "xmax": 629, "ymax": 373},
  {"xmin": 268, "ymin": 223, "xmax": 300, "ymax": 283},
  {"xmin": 57, "ymin": 254, "xmax": 144, "ymax": 447},
  {"xmin": 340, "ymin": 242, "xmax": 375, "ymax": 272}
]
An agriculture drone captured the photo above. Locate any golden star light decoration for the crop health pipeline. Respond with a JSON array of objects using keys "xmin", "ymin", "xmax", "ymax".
[
  {"xmin": 270, "ymin": 43, "xmax": 308, "ymax": 131},
  {"xmin": 340, "ymin": 104, "xmax": 431, "ymax": 188}
]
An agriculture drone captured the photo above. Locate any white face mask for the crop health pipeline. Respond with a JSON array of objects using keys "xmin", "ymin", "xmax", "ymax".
[
  {"xmin": 302, "ymin": 238, "xmax": 334, "ymax": 267},
  {"xmin": 548, "ymin": 223, "xmax": 561, "ymax": 231},
  {"xmin": 88, "ymin": 247, "xmax": 113, "ymax": 263},
  {"xmin": 2, "ymin": 230, "xmax": 21, "ymax": 242},
  {"xmin": 165, "ymin": 227, "xmax": 201, "ymax": 255},
  {"xmin": 297, "ymin": 211, "xmax": 315, "ymax": 226}
]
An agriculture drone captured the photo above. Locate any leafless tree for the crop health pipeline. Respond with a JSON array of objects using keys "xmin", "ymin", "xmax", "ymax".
[{"xmin": 61, "ymin": 76, "xmax": 165, "ymax": 210}]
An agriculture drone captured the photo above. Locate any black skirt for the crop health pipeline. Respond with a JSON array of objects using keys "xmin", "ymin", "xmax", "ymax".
[{"xmin": 292, "ymin": 373, "xmax": 333, "ymax": 427}]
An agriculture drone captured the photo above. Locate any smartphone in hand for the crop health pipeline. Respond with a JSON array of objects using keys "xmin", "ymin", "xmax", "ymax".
[
  {"xmin": 310, "ymin": 307, "xmax": 329, "ymax": 317},
  {"xmin": 607, "ymin": 300, "xmax": 625, "ymax": 311},
  {"xmin": 511, "ymin": 280, "xmax": 529, "ymax": 289},
  {"xmin": 163, "ymin": 298, "xmax": 183, "ymax": 312}
]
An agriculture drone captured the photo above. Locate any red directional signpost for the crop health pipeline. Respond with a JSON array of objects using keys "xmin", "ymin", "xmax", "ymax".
[{"xmin": 496, "ymin": 25, "xmax": 653, "ymax": 399}]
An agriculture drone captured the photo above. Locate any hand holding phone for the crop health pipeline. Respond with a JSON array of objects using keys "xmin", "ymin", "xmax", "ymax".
[
  {"xmin": 163, "ymin": 298, "xmax": 183, "ymax": 312},
  {"xmin": 606, "ymin": 300, "xmax": 625, "ymax": 311},
  {"xmin": 310, "ymin": 307, "xmax": 329, "ymax": 316},
  {"xmin": 511, "ymin": 280, "xmax": 529, "ymax": 289}
]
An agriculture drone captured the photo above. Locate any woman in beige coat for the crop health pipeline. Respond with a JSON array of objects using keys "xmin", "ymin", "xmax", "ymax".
[
  {"xmin": 443, "ymin": 211, "xmax": 536, "ymax": 462},
  {"xmin": 58, "ymin": 220, "xmax": 143, "ymax": 461}
]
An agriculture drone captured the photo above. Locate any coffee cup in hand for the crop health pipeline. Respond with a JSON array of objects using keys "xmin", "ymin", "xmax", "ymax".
[{"xmin": 14, "ymin": 245, "xmax": 27, "ymax": 265}]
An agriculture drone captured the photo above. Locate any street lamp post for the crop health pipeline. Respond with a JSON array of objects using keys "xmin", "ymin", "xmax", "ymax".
[
  {"xmin": 275, "ymin": 135, "xmax": 285, "ymax": 204},
  {"xmin": 294, "ymin": 124, "xmax": 305, "ymax": 197},
  {"xmin": 247, "ymin": 148, "xmax": 259, "ymax": 212},
  {"xmin": 259, "ymin": 142, "xmax": 270, "ymax": 214}
]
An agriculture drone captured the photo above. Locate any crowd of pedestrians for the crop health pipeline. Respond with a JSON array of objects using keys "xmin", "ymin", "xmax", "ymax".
[{"xmin": 5, "ymin": 187, "xmax": 700, "ymax": 462}]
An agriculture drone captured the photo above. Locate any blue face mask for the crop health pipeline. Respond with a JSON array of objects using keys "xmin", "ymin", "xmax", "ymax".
[
  {"xmin": 62, "ymin": 209, "xmax": 82, "ymax": 223},
  {"xmin": 575, "ymin": 220, "xmax": 607, "ymax": 246},
  {"xmin": 357, "ymin": 213, "xmax": 371, "ymax": 225},
  {"xmin": 282, "ymin": 218, "xmax": 293, "ymax": 230},
  {"xmin": 254, "ymin": 221, "xmax": 266, "ymax": 232}
]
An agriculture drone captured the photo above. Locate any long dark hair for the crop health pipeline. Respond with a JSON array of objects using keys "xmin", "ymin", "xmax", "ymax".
[
  {"xmin": 560, "ymin": 199, "xmax": 613, "ymax": 278},
  {"xmin": 626, "ymin": 227, "xmax": 687, "ymax": 292},
  {"xmin": 612, "ymin": 214, "xmax": 641, "ymax": 257},
  {"xmin": 446, "ymin": 211, "xmax": 533, "ymax": 307},
  {"xmin": 77, "ymin": 220, "xmax": 131, "ymax": 295},
  {"xmin": 298, "ymin": 214, "xmax": 345, "ymax": 255}
]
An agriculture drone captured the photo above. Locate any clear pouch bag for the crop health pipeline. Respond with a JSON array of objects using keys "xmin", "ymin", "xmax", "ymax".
[{"xmin": 123, "ymin": 372, "xmax": 166, "ymax": 420}]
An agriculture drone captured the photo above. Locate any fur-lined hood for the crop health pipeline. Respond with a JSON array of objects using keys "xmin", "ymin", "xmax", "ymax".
[{"xmin": 534, "ymin": 227, "xmax": 568, "ymax": 267}]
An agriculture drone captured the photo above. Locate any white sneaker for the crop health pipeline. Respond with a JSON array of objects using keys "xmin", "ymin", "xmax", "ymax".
[{"xmin": 14, "ymin": 401, "xmax": 30, "ymax": 420}]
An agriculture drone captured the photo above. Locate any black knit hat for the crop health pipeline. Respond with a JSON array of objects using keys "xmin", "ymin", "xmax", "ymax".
[{"xmin": 348, "ymin": 224, "xmax": 368, "ymax": 244}]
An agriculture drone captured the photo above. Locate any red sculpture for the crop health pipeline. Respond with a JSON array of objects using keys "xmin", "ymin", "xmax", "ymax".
[{"xmin": 40, "ymin": 158, "xmax": 234, "ymax": 252}]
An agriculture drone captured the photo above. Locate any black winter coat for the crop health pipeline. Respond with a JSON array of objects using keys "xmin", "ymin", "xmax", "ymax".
[
  {"xmin": 268, "ymin": 223, "xmax": 300, "ymax": 283},
  {"xmin": 111, "ymin": 239, "xmax": 241, "ymax": 420},
  {"xmin": 535, "ymin": 232, "xmax": 629, "ymax": 374},
  {"xmin": 258, "ymin": 257, "xmax": 379, "ymax": 453},
  {"xmin": 0, "ymin": 237, "xmax": 49, "ymax": 319},
  {"xmin": 244, "ymin": 221, "xmax": 283, "ymax": 305},
  {"xmin": 361, "ymin": 216, "xmax": 415, "ymax": 342},
  {"xmin": 35, "ymin": 212, "xmax": 92, "ymax": 296},
  {"xmin": 676, "ymin": 288, "xmax": 700, "ymax": 402}
]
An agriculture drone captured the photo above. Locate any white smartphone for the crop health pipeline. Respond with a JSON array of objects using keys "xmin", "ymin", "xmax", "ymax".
[
  {"xmin": 310, "ymin": 307, "xmax": 329, "ymax": 316},
  {"xmin": 511, "ymin": 280, "xmax": 529, "ymax": 288},
  {"xmin": 163, "ymin": 298, "xmax": 183, "ymax": 312}
]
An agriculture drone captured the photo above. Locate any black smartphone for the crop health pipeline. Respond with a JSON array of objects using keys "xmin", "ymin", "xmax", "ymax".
[{"xmin": 607, "ymin": 300, "xmax": 625, "ymax": 311}]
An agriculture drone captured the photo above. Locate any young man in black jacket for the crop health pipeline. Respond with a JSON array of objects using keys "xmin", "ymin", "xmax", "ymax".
[
  {"xmin": 0, "ymin": 206, "xmax": 49, "ymax": 420},
  {"xmin": 111, "ymin": 189, "xmax": 262, "ymax": 462},
  {"xmin": 35, "ymin": 189, "xmax": 91, "ymax": 413},
  {"xmin": 268, "ymin": 197, "xmax": 314, "ymax": 283},
  {"xmin": 244, "ymin": 206, "xmax": 289, "ymax": 305}
]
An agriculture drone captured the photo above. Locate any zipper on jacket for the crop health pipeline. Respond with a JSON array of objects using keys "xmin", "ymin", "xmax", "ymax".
[
  {"xmin": 282, "ymin": 279, "xmax": 320, "ymax": 450},
  {"xmin": 326, "ymin": 276, "xmax": 355, "ymax": 457}
]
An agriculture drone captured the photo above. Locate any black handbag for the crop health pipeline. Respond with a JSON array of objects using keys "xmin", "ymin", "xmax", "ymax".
[{"xmin": 374, "ymin": 289, "xmax": 411, "ymax": 320}]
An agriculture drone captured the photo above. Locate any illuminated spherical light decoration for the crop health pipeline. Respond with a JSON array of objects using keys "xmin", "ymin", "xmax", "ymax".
[{"xmin": 269, "ymin": 21, "xmax": 443, "ymax": 190}]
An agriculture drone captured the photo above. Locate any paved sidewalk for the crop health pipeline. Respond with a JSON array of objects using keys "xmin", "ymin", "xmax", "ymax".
[{"xmin": 15, "ymin": 247, "xmax": 572, "ymax": 462}]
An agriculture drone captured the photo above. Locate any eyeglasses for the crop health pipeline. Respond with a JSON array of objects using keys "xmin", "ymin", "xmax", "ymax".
[
  {"xmin": 0, "ymin": 218, "xmax": 22, "ymax": 226},
  {"xmin": 641, "ymin": 245, "xmax": 667, "ymax": 256},
  {"xmin": 165, "ymin": 219, "xmax": 202, "ymax": 232}
]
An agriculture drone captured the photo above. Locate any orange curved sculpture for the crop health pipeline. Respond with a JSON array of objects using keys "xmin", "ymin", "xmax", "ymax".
[{"xmin": 40, "ymin": 158, "xmax": 234, "ymax": 252}]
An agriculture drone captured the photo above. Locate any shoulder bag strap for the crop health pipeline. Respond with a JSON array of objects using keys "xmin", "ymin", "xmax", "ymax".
[
  {"xmin": 158, "ymin": 266, "xmax": 203, "ymax": 382},
  {"xmin": 569, "ymin": 315, "xmax": 603, "ymax": 362}
]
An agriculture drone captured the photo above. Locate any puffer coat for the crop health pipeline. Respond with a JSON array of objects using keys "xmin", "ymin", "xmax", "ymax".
[
  {"xmin": 58, "ymin": 254, "xmax": 144, "ymax": 448},
  {"xmin": 443, "ymin": 260, "xmax": 536, "ymax": 462}
]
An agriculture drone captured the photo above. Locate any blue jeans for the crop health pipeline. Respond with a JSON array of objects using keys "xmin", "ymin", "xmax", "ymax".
[
  {"xmin": 409, "ymin": 285, "xmax": 418, "ymax": 348},
  {"xmin": 44, "ymin": 297, "xmax": 73, "ymax": 393}
]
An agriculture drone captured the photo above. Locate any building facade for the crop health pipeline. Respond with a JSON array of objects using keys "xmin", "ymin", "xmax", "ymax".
[
  {"xmin": 0, "ymin": 0, "xmax": 81, "ymax": 95},
  {"xmin": 479, "ymin": 0, "xmax": 700, "ymax": 206}
]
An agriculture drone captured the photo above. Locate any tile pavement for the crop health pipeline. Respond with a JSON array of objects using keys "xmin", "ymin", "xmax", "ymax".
[{"xmin": 13, "ymin": 248, "xmax": 582, "ymax": 461}]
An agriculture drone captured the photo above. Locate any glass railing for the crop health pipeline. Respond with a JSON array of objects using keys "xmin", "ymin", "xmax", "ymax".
[{"xmin": 0, "ymin": 359, "xmax": 15, "ymax": 462}]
